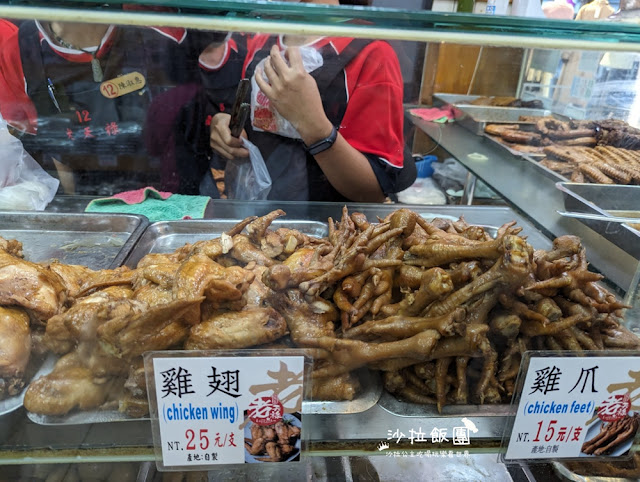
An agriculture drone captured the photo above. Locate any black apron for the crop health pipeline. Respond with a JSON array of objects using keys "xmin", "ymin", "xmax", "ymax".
[
  {"xmin": 18, "ymin": 21, "xmax": 194, "ymax": 191},
  {"xmin": 243, "ymin": 38, "xmax": 373, "ymax": 202}
]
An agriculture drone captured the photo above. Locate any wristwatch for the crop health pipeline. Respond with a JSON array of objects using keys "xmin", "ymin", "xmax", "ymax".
[{"xmin": 304, "ymin": 126, "xmax": 338, "ymax": 155}]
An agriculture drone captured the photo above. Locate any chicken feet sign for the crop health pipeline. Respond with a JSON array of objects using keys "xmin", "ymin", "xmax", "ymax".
[
  {"xmin": 504, "ymin": 352, "xmax": 640, "ymax": 461},
  {"xmin": 145, "ymin": 351, "xmax": 306, "ymax": 470}
]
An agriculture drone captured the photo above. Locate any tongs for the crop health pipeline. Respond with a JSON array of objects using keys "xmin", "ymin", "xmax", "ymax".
[
  {"xmin": 229, "ymin": 78, "xmax": 250, "ymax": 138},
  {"xmin": 557, "ymin": 211, "xmax": 640, "ymax": 225}
]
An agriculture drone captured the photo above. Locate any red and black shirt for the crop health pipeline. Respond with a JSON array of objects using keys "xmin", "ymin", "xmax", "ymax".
[{"xmin": 200, "ymin": 33, "xmax": 409, "ymax": 201}]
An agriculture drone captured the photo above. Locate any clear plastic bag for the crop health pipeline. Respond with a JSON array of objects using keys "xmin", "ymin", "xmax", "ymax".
[
  {"xmin": 225, "ymin": 138, "xmax": 272, "ymax": 200},
  {"xmin": 250, "ymin": 46, "xmax": 323, "ymax": 140},
  {"xmin": 0, "ymin": 116, "xmax": 59, "ymax": 210}
]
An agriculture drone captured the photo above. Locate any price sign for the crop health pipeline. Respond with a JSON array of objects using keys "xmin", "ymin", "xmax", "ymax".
[
  {"xmin": 145, "ymin": 351, "xmax": 306, "ymax": 471},
  {"xmin": 504, "ymin": 353, "xmax": 640, "ymax": 461},
  {"xmin": 100, "ymin": 71, "xmax": 146, "ymax": 99}
]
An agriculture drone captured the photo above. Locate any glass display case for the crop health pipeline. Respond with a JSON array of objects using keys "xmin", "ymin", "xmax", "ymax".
[{"xmin": 1, "ymin": 1, "xmax": 640, "ymax": 480}]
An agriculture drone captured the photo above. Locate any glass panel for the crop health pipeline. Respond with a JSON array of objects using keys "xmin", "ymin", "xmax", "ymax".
[
  {"xmin": 3, "ymin": 1, "xmax": 640, "ymax": 48},
  {"xmin": 1, "ymin": 4, "xmax": 640, "ymax": 473}
]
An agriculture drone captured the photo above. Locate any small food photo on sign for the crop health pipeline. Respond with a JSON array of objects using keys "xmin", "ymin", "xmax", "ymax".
[
  {"xmin": 243, "ymin": 401, "xmax": 301, "ymax": 463},
  {"xmin": 581, "ymin": 393, "xmax": 640, "ymax": 457}
]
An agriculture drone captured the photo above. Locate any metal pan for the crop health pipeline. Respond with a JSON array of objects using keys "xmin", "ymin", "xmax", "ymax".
[
  {"xmin": 25, "ymin": 219, "xmax": 378, "ymax": 425},
  {"xmin": 458, "ymin": 105, "xmax": 553, "ymax": 136},
  {"xmin": 123, "ymin": 218, "xmax": 329, "ymax": 267},
  {"xmin": 483, "ymin": 133, "xmax": 547, "ymax": 160},
  {"xmin": 0, "ymin": 211, "xmax": 148, "ymax": 270},
  {"xmin": 0, "ymin": 212, "xmax": 147, "ymax": 418},
  {"xmin": 556, "ymin": 183, "xmax": 640, "ymax": 261}
]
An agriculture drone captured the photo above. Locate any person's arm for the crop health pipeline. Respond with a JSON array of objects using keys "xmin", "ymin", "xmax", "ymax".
[
  {"xmin": 0, "ymin": 28, "xmax": 38, "ymax": 134},
  {"xmin": 255, "ymin": 45, "xmax": 385, "ymax": 202}
]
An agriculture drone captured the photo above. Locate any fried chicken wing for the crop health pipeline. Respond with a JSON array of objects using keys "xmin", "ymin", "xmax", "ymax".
[
  {"xmin": 0, "ymin": 250, "xmax": 67, "ymax": 321},
  {"xmin": 0, "ymin": 306, "xmax": 31, "ymax": 398},
  {"xmin": 97, "ymin": 298, "xmax": 202, "ymax": 359},
  {"xmin": 24, "ymin": 351, "xmax": 122, "ymax": 416},
  {"xmin": 44, "ymin": 287, "xmax": 136, "ymax": 355},
  {"xmin": 185, "ymin": 307, "xmax": 288, "ymax": 350}
]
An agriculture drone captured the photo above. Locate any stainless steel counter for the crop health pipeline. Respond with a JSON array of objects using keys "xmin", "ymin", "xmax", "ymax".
[{"xmin": 409, "ymin": 118, "xmax": 639, "ymax": 294}]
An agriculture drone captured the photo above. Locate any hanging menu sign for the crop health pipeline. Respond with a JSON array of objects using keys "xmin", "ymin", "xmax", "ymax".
[
  {"xmin": 145, "ymin": 351, "xmax": 306, "ymax": 471},
  {"xmin": 504, "ymin": 353, "xmax": 640, "ymax": 461}
]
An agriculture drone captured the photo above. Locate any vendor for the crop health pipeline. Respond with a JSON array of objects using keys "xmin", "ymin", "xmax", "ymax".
[
  {"xmin": 0, "ymin": 15, "xmax": 201, "ymax": 195},
  {"xmin": 204, "ymin": 0, "xmax": 415, "ymax": 202}
]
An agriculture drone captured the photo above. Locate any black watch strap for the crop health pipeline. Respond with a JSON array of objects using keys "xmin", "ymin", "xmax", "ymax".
[{"xmin": 304, "ymin": 126, "xmax": 338, "ymax": 156}]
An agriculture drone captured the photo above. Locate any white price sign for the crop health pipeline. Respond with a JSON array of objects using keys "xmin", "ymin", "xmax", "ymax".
[
  {"xmin": 505, "ymin": 354, "xmax": 640, "ymax": 461},
  {"xmin": 145, "ymin": 352, "xmax": 305, "ymax": 470}
]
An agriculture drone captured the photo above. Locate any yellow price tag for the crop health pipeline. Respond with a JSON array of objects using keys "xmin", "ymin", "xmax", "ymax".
[{"xmin": 100, "ymin": 71, "xmax": 146, "ymax": 99}]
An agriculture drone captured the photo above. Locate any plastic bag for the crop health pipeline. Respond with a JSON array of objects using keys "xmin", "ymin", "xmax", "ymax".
[
  {"xmin": 0, "ymin": 116, "xmax": 59, "ymax": 210},
  {"xmin": 250, "ymin": 46, "xmax": 323, "ymax": 139},
  {"xmin": 225, "ymin": 138, "xmax": 272, "ymax": 200},
  {"xmin": 396, "ymin": 177, "xmax": 447, "ymax": 205}
]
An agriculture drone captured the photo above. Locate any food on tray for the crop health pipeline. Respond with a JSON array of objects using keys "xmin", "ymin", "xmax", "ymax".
[
  {"xmin": 581, "ymin": 414, "xmax": 640, "ymax": 456},
  {"xmin": 542, "ymin": 145, "xmax": 640, "ymax": 184},
  {"xmin": 0, "ymin": 208, "xmax": 637, "ymax": 416},
  {"xmin": 501, "ymin": 130, "xmax": 543, "ymax": 145},
  {"xmin": 468, "ymin": 97, "xmax": 543, "ymax": 109},
  {"xmin": 484, "ymin": 124, "xmax": 520, "ymax": 136},
  {"xmin": 0, "ymin": 306, "xmax": 31, "ymax": 398},
  {"xmin": 244, "ymin": 416, "xmax": 301, "ymax": 462},
  {"xmin": 486, "ymin": 117, "xmax": 640, "ymax": 183}
]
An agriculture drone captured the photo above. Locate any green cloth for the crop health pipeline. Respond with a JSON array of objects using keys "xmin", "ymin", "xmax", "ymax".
[{"xmin": 86, "ymin": 189, "xmax": 209, "ymax": 222}]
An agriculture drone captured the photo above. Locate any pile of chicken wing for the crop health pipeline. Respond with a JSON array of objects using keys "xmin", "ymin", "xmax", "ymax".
[
  {"xmin": 245, "ymin": 418, "xmax": 301, "ymax": 462},
  {"xmin": 0, "ymin": 208, "xmax": 638, "ymax": 416}
]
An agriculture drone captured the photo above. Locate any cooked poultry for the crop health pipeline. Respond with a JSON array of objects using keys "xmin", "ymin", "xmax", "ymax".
[
  {"xmin": 97, "ymin": 298, "xmax": 202, "ymax": 359},
  {"xmin": 0, "ymin": 236, "xmax": 23, "ymax": 257},
  {"xmin": 244, "ymin": 416, "xmax": 301, "ymax": 462},
  {"xmin": 0, "ymin": 306, "xmax": 31, "ymax": 399},
  {"xmin": 185, "ymin": 307, "xmax": 288, "ymax": 350},
  {"xmin": 173, "ymin": 254, "xmax": 254, "ymax": 324},
  {"xmin": 24, "ymin": 351, "xmax": 122, "ymax": 416},
  {"xmin": 5, "ymin": 208, "xmax": 636, "ymax": 418},
  {"xmin": 311, "ymin": 372, "xmax": 361, "ymax": 401},
  {"xmin": 0, "ymin": 250, "xmax": 67, "ymax": 322},
  {"xmin": 44, "ymin": 287, "xmax": 136, "ymax": 355}
]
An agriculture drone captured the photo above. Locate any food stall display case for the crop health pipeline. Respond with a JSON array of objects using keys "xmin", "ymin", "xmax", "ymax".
[{"xmin": 1, "ymin": 1, "xmax": 640, "ymax": 480}]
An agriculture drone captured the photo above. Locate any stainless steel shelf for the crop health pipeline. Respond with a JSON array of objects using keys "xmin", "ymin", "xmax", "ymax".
[{"xmin": 409, "ymin": 117, "xmax": 639, "ymax": 294}]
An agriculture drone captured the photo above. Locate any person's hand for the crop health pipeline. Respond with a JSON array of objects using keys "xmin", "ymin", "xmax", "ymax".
[
  {"xmin": 255, "ymin": 45, "xmax": 333, "ymax": 145},
  {"xmin": 209, "ymin": 113, "xmax": 249, "ymax": 160}
]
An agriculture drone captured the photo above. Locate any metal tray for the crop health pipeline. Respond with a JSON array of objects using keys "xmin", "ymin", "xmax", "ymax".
[
  {"xmin": 458, "ymin": 105, "xmax": 553, "ymax": 136},
  {"xmin": 552, "ymin": 460, "xmax": 638, "ymax": 482},
  {"xmin": 522, "ymin": 154, "xmax": 570, "ymax": 183},
  {"xmin": 123, "ymin": 218, "xmax": 329, "ymax": 267},
  {"xmin": 377, "ymin": 391, "xmax": 515, "ymax": 418},
  {"xmin": 0, "ymin": 211, "xmax": 148, "ymax": 270},
  {"xmin": 25, "ymin": 219, "xmax": 378, "ymax": 425},
  {"xmin": 483, "ymin": 133, "xmax": 547, "ymax": 160},
  {"xmin": 432, "ymin": 93, "xmax": 483, "ymax": 106},
  {"xmin": 0, "ymin": 212, "xmax": 147, "ymax": 418},
  {"xmin": 556, "ymin": 183, "xmax": 640, "ymax": 261}
]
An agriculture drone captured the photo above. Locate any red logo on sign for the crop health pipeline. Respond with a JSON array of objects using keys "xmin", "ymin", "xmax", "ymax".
[
  {"xmin": 597, "ymin": 394, "xmax": 631, "ymax": 422},
  {"xmin": 247, "ymin": 395, "xmax": 284, "ymax": 426}
]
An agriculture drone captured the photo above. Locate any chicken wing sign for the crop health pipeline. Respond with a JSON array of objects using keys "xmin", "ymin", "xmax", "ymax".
[
  {"xmin": 144, "ymin": 350, "xmax": 308, "ymax": 471},
  {"xmin": 503, "ymin": 352, "xmax": 640, "ymax": 462}
]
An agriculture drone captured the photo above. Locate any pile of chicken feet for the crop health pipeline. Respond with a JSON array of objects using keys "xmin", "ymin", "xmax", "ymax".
[{"xmin": 1, "ymin": 207, "xmax": 638, "ymax": 417}]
